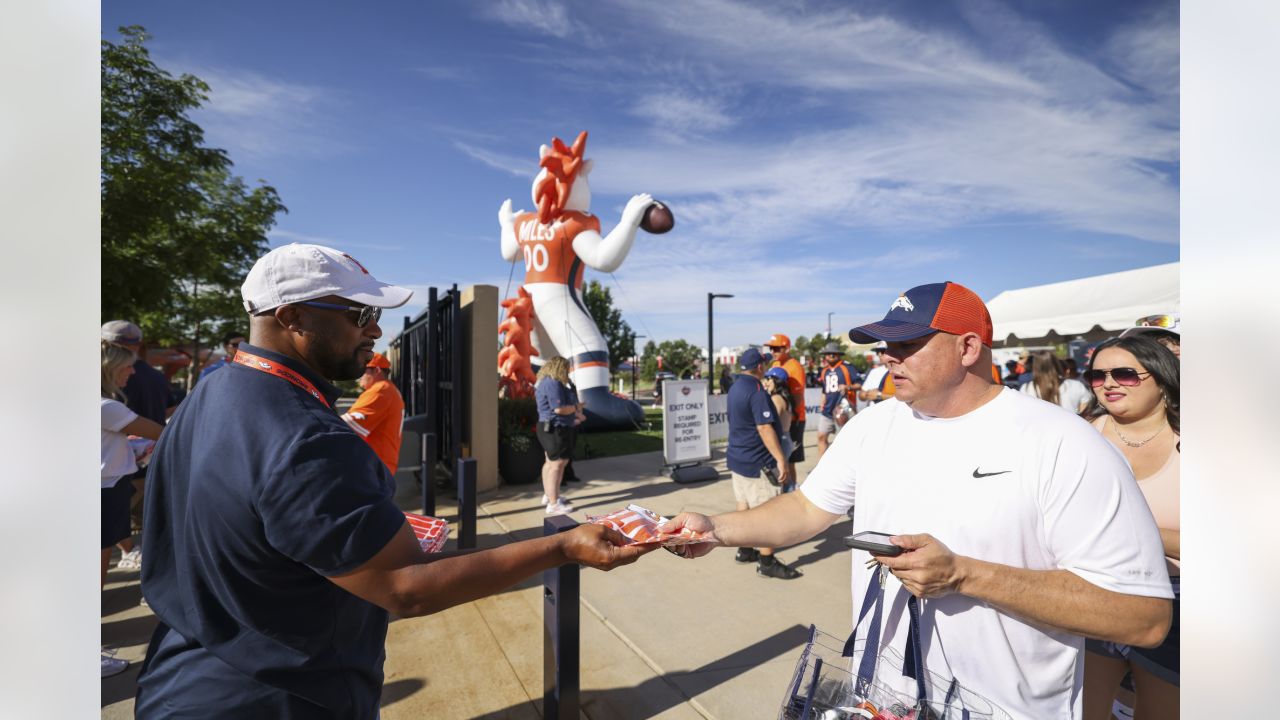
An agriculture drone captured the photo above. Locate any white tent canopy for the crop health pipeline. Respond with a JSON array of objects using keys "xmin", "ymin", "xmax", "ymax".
[{"xmin": 986, "ymin": 262, "xmax": 1179, "ymax": 344}]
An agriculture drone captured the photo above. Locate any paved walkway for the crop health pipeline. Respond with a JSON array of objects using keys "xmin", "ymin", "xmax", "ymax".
[{"xmin": 102, "ymin": 431, "xmax": 856, "ymax": 718}]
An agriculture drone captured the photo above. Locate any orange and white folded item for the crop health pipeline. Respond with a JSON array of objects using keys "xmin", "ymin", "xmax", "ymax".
[
  {"xmin": 586, "ymin": 503, "xmax": 715, "ymax": 547},
  {"xmin": 403, "ymin": 512, "xmax": 449, "ymax": 553}
]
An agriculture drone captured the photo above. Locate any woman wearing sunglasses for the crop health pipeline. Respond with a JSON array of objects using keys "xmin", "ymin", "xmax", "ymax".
[
  {"xmin": 762, "ymin": 367, "xmax": 795, "ymax": 466},
  {"xmin": 1080, "ymin": 335, "xmax": 1180, "ymax": 720}
]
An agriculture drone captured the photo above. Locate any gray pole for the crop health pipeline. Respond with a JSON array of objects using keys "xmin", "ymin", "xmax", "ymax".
[
  {"xmin": 707, "ymin": 294, "xmax": 734, "ymax": 383},
  {"xmin": 707, "ymin": 293, "xmax": 713, "ymax": 383}
]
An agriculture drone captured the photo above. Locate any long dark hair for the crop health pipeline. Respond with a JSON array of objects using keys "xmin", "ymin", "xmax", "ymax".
[
  {"xmin": 1029, "ymin": 351, "xmax": 1064, "ymax": 406},
  {"xmin": 1085, "ymin": 335, "xmax": 1180, "ymax": 436},
  {"xmin": 764, "ymin": 372, "xmax": 793, "ymax": 415}
]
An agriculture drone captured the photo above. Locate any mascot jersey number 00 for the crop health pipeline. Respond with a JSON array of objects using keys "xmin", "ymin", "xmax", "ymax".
[{"xmin": 498, "ymin": 131, "xmax": 652, "ymax": 431}]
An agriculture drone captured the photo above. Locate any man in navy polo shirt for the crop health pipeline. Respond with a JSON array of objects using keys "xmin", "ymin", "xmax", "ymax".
[
  {"xmin": 136, "ymin": 243, "xmax": 655, "ymax": 719},
  {"xmin": 725, "ymin": 347, "xmax": 801, "ymax": 580}
]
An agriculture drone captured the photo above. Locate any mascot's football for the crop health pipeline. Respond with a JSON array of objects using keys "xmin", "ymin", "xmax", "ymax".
[{"xmin": 640, "ymin": 201, "xmax": 674, "ymax": 234}]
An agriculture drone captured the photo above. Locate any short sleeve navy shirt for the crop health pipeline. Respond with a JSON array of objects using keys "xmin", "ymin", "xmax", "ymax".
[
  {"xmin": 124, "ymin": 358, "xmax": 175, "ymax": 424},
  {"xmin": 535, "ymin": 377, "xmax": 575, "ymax": 427},
  {"xmin": 726, "ymin": 373, "xmax": 782, "ymax": 477},
  {"xmin": 136, "ymin": 344, "xmax": 406, "ymax": 719}
]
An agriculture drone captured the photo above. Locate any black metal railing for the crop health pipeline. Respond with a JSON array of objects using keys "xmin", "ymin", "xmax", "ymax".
[{"xmin": 389, "ymin": 284, "xmax": 462, "ymax": 516}]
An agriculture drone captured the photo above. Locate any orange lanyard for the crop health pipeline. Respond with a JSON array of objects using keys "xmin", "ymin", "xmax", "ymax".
[{"xmin": 231, "ymin": 350, "xmax": 330, "ymax": 409}]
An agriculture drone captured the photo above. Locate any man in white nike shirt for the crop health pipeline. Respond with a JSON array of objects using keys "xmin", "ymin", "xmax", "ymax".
[{"xmin": 660, "ymin": 281, "xmax": 1172, "ymax": 719}]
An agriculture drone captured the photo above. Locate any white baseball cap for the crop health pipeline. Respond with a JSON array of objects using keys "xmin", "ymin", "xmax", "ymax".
[
  {"xmin": 101, "ymin": 320, "xmax": 143, "ymax": 344},
  {"xmin": 241, "ymin": 243, "xmax": 413, "ymax": 314}
]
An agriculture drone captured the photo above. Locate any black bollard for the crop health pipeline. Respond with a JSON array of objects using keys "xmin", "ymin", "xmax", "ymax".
[
  {"xmin": 543, "ymin": 514, "xmax": 579, "ymax": 720},
  {"xmin": 422, "ymin": 432, "xmax": 436, "ymax": 517},
  {"xmin": 455, "ymin": 457, "xmax": 477, "ymax": 549}
]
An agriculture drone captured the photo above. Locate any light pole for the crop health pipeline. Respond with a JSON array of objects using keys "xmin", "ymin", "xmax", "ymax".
[
  {"xmin": 708, "ymin": 293, "xmax": 734, "ymax": 389},
  {"xmin": 827, "ymin": 312, "xmax": 835, "ymax": 339},
  {"xmin": 630, "ymin": 332, "xmax": 646, "ymax": 400}
]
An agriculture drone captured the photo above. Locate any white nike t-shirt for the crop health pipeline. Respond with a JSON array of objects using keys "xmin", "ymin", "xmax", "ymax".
[{"xmin": 801, "ymin": 388, "xmax": 1171, "ymax": 720}]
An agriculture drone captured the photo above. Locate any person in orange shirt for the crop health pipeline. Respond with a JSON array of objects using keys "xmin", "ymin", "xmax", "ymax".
[
  {"xmin": 764, "ymin": 333, "xmax": 807, "ymax": 492},
  {"xmin": 342, "ymin": 353, "xmax": 405, "ymax": 474}
]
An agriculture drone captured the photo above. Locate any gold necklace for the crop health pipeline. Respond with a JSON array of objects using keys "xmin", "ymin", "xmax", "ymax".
[{"xmin": 1113, "ymin": 420, "xmax": 1167, "ymax": 448}]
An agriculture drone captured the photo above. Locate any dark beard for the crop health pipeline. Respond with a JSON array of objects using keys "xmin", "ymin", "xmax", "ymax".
[{"xmin": 309, "ymin": 322, "xmax": 366, "ymax": 381}]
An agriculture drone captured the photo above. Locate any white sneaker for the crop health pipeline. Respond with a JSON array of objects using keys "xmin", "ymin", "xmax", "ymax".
[
  {"xmin": 545, "ymin": 498, "xmax": 575, "ymax": 515},
  {"xmin": 101, "ymin": 650, "xmax": 129, "ymax": 678},
  {"xmin": 117, "ymin": 548, "xmax": 142, "ymax": 571},
  {"xmin": 541, "ymin": 492, "xmax": 570, "ymax": 506}
]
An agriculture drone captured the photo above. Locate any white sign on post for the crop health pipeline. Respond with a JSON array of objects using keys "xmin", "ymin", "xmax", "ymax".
[
  {"xmin": 708, "ymin": 394, "xmax": 728, "ymax": 443},
  {"xmin": 662, "ymin": 380, "xmax": 711, "ymax": 464}
]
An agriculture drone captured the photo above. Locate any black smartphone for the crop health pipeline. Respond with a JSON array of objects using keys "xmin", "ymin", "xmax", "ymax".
[
  {"xmin": 761, "ymin": 466, "xmax": 780, "ymax": 487},
  {"xmin": 843, "ymin": 530, "xmax": 903, "ymax": 556}
]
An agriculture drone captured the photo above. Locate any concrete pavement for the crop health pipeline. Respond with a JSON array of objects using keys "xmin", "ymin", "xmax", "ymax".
[{"xmin": 102, "ymin": 430, "xmax": 857, "ymax": 718}]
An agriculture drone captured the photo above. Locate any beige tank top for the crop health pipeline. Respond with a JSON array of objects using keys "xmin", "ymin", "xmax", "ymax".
[{"xmin": 1093, "ymin": 416, "xmax": 1180, "ymax": 575}]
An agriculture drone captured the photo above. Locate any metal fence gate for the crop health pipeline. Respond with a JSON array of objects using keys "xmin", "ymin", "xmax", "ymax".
[{"xmin": 390, "ymin": 285, "xmax": 462, "ymax": 502}]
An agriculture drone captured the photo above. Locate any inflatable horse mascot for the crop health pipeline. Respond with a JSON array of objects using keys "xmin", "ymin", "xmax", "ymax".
[{"xmin": 498, "ymin": 131, "xmax": 648, "ymax": 430}]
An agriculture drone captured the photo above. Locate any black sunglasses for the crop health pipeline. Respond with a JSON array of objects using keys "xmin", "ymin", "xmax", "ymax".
[
  {"xmin": 299, "ymin": 301, "xmax": 381, "ymax": 328},
  {"xmin": 1083, "ymin": 367, "xmax": 1151, "ymax": 388}
]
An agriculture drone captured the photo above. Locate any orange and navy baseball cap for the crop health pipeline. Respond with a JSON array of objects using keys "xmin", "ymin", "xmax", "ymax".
[
  {"xmin": 366, "ymin": 352, "xmax": 391, "ymax": 369},
  {"xmin": 849, "ymin": 281, "xmax": 993, "ymax": 347},
  {"xmin": 764, "ymin": 333, "xmax": 791, "ymax": 350}
]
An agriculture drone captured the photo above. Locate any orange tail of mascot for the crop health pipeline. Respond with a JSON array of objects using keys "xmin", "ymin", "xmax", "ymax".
[{"xmin": 498, "ymin": 288, "xmax": 538, "ymax": 398}]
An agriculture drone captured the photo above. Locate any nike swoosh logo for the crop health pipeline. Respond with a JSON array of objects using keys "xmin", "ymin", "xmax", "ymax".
[{"xmin": 972, "ymin": 468, "xmax": 1012, "ymax": 478}]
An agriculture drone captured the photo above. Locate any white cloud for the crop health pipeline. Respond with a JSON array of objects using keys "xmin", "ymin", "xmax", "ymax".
[
  {"xmin": 197, "ymin": 69, "xmax": 323, "ymax": 117},
  {"xmin": 173, "ymin": 65, "xmax": 350, "ymax": 161},
  {"xmin": 469, "ymin": 0, "xmax": 1176, "ymax": 244},
  {"xmin": 1103, "ymin": 5, "xmax": 1179, "ymax": 92},
  {"xmin": 413, "ymin": 65, "xmax": 470, "ymax": 83},
  {"xmin": 630, "ymin": 91, "xmax": 735, "ymax": 137},
  {"xmin": 453, "ymin": 141, "xmax": 529, "ymax": 177},
  {"xmin": 463, "ymin": 0, "xmax": 1179, "ymax": 245},
  {"xmin": 479, "ymin": 0, "xmax": 582, "ymax": 40}
]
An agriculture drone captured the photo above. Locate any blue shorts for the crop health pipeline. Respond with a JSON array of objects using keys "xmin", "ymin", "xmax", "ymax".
[
  {"xmin": 101, "ymin": 479, "xmax": 135, "ymax": 549},
  {"xmin": 1086, "ymin": 579, "xmax": 1179, "ymax": 686}
]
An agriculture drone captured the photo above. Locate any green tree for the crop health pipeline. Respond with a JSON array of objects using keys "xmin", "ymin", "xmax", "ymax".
[
  {"xmin": 581, "ymin": 280, "xmax": 633, "ymax": 373},
  {"xmin": 102, "ymin": 26, "xmax": 286, "ymax": 376},
  {"xmin": 640, "ymin": 339, "xmax": 659, "ymax": 379},
  {"xmin": 794, "ymin": 334, "xmax": 811, "ymax": 367},
  {"xmin": 645, "ymin": 339, "xmax": 702, "ymax": 379},
  {"xmin": 791, "ymin": 333, "xmax": 831, "ymax": 369}
]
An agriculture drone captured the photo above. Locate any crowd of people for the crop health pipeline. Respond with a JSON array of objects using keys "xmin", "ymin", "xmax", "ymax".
[
  {"xmin": 102, "ymin": 241, "xmax": 1179, "ymax": 718},
  {"xmin": 670, "ymin": 287, "xmax": 1180, "ymax": 719}
]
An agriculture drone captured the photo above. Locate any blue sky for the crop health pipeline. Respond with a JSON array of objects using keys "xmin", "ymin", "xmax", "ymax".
[{"xmin": 102, "ymin": 0, "xmax": 1179, "ymax": 352}]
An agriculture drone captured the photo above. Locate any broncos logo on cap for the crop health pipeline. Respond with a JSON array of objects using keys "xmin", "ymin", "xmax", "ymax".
[{"xmin": 889, "ymin": 295, "xmax": 915, "ymax": 312}]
